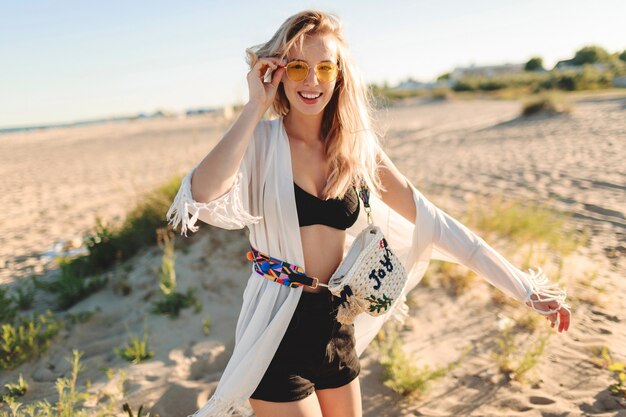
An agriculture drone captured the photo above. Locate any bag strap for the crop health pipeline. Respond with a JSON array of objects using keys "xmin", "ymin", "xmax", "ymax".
[{"xmin": 357, "ymin": 178, "xmax": 373, "ymax": 225}]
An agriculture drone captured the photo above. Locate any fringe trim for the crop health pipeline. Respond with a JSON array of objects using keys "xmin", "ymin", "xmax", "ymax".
[
  {"xmin": 187, "ymin": 394, "xmax": 254, "ymax": 417},
  {"xmin": 336, "ymin": 294, "xmax": 370, "ymax": 325},
  {"xmin": 523, "ymin": 266, "xmax": 570, "ymax": 315},
  {"xmin": 166, "ymin": 167, "xmax": 262, "ymax": 236}
]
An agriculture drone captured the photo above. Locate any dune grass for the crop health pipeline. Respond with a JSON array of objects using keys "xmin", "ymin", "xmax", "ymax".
[
  {"xmin": 589, "ymin": 345, "xmax": 626, "ymax": 401},
  {"xmin": 415, "ymin": 194, "xmax": 584, "ymax": 388},
  {"xmin": 427, "ymin": 194, "xmax": 586, "ymax": 313},
  {"xmin": 465, "ymin": 194, "xmax": 587, "ymax": 257},
  {"xmin": 115, "ymin": 329, "xmax": 154, "ymax": 365},
  {"xmin": 0, "ymin": 310, "xmax": 63, "ymax": 371},
  {"xmin": 0, "ymin": 374, "xmax": 28, "ymax": 403},
  {"xmin": 373, "ymin": 323, "xmax": 469, "ymax": 398},
  {"xmin": 0, "ymin": 174, "xmax": 194, "ymax": 376},
  {"xmin": 36, "ymin": 176, "xmax": 184, "ymax": 310},
  {"xmin": 0, "ymin": 278, "xmax": 39, "ymax": 326},
  {"xmin": 0, "ymin": 288, "xmax": 17, "ymax": 326},
  {"xmin": 428, "ymin": 260, "xmax": 478, "ymax": 296},
  {"xmin": 150, "ymin": 228, "xmax": 200, "ymax": 319},
  {"xmin": 38, "ymin": 258, "xmax": 109, "ymax": 310},
  {"xmin": 490, "ymin": 320, "xmax": 551, "ymax": 384},
  {"xmin": 202, "ymin": 317, "xmax": 212, "ymax": 337},
  {"xmin": 0, "ymin": 350, "xmax": 156, "ymax": 417},
  {"xmin": 521, "ymin": 92, "xmax": 572, "ymax": 117}
]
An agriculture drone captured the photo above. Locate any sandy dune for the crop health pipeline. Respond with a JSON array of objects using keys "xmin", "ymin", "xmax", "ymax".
[{"xmin": 1, "ymin": 92, "xmax": 625, "ymax": 415}]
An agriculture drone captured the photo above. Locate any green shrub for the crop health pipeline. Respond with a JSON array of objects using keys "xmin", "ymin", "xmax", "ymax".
[
  {"xmin": 202, "ymin": 317, "xmax": 212, "ymax": 337},
  {"xmin": 525, "ymin": 57, "xmax": 544, "ymax": 71},
  {"xmin": 0, "ymin": 288, "xmax": 16, "ymax": 325},
  {"xmin": 452, "ymin": 64, "xmax": 616, "ymax": 95},
  {"xmin": 42, "ymin": 257, "xmax": 109, "ymax": 310},
  {"xmin": 452, "ymin": 78, "xmax": 475, "ymax": 92},
  {"xmin": 590, "ymin": 345, "xmax": 626, "ymax": 401},
  {"xmin": 452, "ymin": 72, "xmax": 550, "ymax": 94},
  {"xmin": 36, "ymin": 176, "xmax": 183, "ymax": 311},
  {"xmin": 150, "ymin": 228, "xmax": 200, "ymax": 319},
  {"xmin": 572, "ymin": 45, "xmax": 610, "ymax": 65},
  {"xmin": 538, "ymin": 66, "xmax": 614, "ymax": 91},
  {"xmin": 12, "ymin": 284, "xmax": 35, "ymax": 311},
  {"xmin": 81, "ymin": 175, "xmax": 182, "ymax": 268},
  {"xmin": 607, "ymin": 362, "xmax": 626, "ymax": 399},
  {"xmin": 521, "ymin": 92, "xmax": 572, "ymax": 117},
  {"xmin": 0, "ymin": 374, "xmax": 28, "ymax": 402},
  {"xmin": 0, "ymin": 350, "xmax": 137, "ymax": 417},
  {"xmin": 0, "ymin": 310, "xmax": 63, "ymax": 370},
  {"xmin": 374, "ymin": 324, "xmax": 466, "ymax": 398},
  {"xmin": 151, "ymin": 289, "xmax": 199, "ymax": 318},
  {"xmin": 115, "ymin": 331, "xmax": 154, "ymax": 364}
]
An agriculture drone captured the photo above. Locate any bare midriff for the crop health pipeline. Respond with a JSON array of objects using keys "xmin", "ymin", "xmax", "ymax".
[
  {"xmin": 299, "ymin": 224, "xmax": 346, "ymax": 293},
  {"xmin": 285, "ymin": 127, "xmax": 347, "ymax": 293}
]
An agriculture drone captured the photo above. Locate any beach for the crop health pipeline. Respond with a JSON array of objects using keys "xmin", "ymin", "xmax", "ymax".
[{"xmin": 1, "ymin": 91, "xmax": 625, "ymax": 416}]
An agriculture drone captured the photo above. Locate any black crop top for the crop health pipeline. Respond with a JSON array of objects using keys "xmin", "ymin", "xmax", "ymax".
[{"xmin": 293, "ymin": 181, "xmax": 360, "ymax": 230}]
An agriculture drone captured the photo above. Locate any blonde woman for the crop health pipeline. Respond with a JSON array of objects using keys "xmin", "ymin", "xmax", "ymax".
[{"xmin": 167, "ymin": 10, "xmax": 571, "ymax": 417}]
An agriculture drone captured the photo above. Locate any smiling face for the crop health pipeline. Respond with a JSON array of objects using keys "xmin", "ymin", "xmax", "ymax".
[{"xmin": 281, "ymin": 33, "xmax": 340, "ymax": 117}]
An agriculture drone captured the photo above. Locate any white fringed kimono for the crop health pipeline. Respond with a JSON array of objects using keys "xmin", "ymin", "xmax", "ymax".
[{"xmin": 166, "ymin": 115, "xmax": 567, "ymax": 417}]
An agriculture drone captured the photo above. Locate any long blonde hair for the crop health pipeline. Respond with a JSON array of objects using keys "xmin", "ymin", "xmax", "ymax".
[{"xmin": 245, "ymin": 10, "xmax": 386, "ymax": 200}]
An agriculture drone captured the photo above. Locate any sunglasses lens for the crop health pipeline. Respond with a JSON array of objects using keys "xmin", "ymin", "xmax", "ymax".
[
  {"xmin": 285, "ymin": 61, "xmax": 339, "ymax": 83},
  {"xmin": 286, "ymin": 62, "xmax": 308, "ymax": 82},
  {"xmin": 316, "ymin": 63, "xmax": 338, "ymax": 83}
]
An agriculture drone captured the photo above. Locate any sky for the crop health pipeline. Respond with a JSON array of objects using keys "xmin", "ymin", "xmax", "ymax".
[{"xmin": 0, "ymin": 0, "xmax": 624, "ymax": 128}]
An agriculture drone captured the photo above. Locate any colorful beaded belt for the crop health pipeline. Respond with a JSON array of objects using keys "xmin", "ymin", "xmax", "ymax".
[{"xmin": 246, "ymin": 244, "xmax": 329, "ymax": 290}]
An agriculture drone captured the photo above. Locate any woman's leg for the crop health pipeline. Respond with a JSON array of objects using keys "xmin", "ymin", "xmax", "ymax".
[
  {"xmin": 316, "ymin": 376, "xmax": 362, "ymax": 417},
  {"xmin": 314, "ymin": 295, "xmax": 362, "ymax": 417},
  {"xmin": 249, "ymin": 393, "xmax": 324, "ymax": 417}
]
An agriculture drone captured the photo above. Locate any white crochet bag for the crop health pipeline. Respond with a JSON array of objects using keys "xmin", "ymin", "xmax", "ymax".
[{"xmin": 327, "ymin": 181, "xmax": 408, "ymax": 325}]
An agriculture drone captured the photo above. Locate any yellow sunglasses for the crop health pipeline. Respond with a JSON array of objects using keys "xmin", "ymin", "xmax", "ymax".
[{"xmin": 284, "ymin": 60, "xmax": 340, "ymax": 83}]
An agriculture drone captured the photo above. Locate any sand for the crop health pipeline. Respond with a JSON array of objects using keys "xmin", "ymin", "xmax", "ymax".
[{"xmin": 1, "ymin": 91, "xmax": 625, "ymax": 416}]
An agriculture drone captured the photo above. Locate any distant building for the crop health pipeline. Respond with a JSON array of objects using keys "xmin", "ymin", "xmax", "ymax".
[
  {"xmin": 450, "ymin": 63, "xmax": 525, "ymax": 81},
  {"xmin": 554, "ymin": 58, "xmax": 576, "ymax": 69}
]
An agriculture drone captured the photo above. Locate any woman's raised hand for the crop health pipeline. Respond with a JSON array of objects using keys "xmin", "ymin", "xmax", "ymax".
[{"xmin": 246, "ymin": 57, "xmax": 286, "ymax": 113}]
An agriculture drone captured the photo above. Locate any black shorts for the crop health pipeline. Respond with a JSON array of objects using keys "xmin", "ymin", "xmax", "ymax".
[{"xmin": 250, "ymin": 290, "xmax": 361, "ymax": 402}]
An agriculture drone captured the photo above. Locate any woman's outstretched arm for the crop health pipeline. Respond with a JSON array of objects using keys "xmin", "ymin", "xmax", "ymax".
[{"xmin": 375, "ymin": 147, "xmax": 571, "ymax": 332}]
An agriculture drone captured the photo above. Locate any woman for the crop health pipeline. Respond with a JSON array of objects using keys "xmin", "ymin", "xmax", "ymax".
[{"xmin": 166, "ymin": 10, "xmax": 571, "ymax": 417}]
